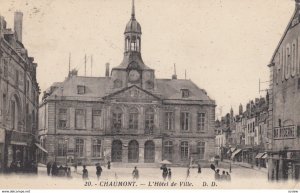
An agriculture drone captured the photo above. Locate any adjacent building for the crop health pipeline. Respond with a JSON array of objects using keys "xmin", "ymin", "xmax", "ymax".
[
  {"xmin": 267, "ymin": 0, "xmax": 300, "ymax": 181},
  {"xmin": 38, "ymin": 1, "xmax": 216, "ymax": 166},
  {"xmin": 215, "ymin": 97, "xmax": 269, "ymax": 167},
  {"xmin": 0, "ymin": 12, "xmax": 40, "ymax": 172}
]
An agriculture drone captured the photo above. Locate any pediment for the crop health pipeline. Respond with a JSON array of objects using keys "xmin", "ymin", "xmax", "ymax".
[{"xmin": 104, "ymin": 85, "xmax": 160, "ymax": 102}]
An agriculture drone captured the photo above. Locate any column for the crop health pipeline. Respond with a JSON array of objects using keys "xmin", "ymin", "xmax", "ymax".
[{"xmin": 138, "ymin": 140, "xmax": 144, "ymax": 163}]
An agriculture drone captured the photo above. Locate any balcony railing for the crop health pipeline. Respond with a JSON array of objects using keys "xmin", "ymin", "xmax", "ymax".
[{"xmin": 274, "ymin": 125, "xmax": 296, "ymax": 139}]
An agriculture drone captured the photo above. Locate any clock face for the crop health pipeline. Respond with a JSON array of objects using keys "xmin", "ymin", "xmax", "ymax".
[{"xmin": 128, "ymin": 70, "xmax": 140, "ymax": 82}]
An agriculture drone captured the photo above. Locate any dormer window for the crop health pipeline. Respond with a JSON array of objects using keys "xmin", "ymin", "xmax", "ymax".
[
  {"xmin": 181, "ymin": 89, "xmax": 190, "ymax": 98},
  {"xmin": 77, "ymin": 85, "xmax": 85, "ymax": 94}
]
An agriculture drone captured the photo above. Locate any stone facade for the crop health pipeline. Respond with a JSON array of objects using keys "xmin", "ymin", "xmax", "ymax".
[
  {"xmin": 267, "ymin": 0, "xmax": 300, "ymax": 181},
  {"xmin": 38, "ymin": 2, "xmax": 216, "ymax": 166},
  {"xmin": 0, "ymin": 12, "xmax": 39, "ymax": 172}
]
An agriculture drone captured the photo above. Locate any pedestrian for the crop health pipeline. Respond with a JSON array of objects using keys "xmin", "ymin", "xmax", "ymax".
[
  {"xmin": 186, "ymin": 167, "xmax": 190, "ymax": 180},
  {"xmin": 46, "ymin": 161, "xmax": 52, "ymax": 176},
  {"xmin": 67, "ymin": 167, "xmax": 72, "ymax": 178},
  {"xmin": 82, "ymin": 165, "xmax": 89, "ymax": 180},
  {"xmin": 74, "ymin": 162, "xmax": 77, "ymax": 172},
  {"xmin": 197, "ymin": 163, "xmax": 201, "ymax": 174},
  {"xmin": 214, "ymin": 169, "xmax": 220, "ymax": 181},
  {"xmin": 51, "ymin": 162, "xmax": 58, "ymax": 176},
  {"xmin": 107, "ymin": 161, "xmax": 111, "ymax": 170},
  {"xmin": 226, "ymin": 172, "xmax": 231, "ymax": 182},
  {"xmin": 132, "ymin": 166, "xmax": 139, "ymax": 180},
  {"xmin": 160, "ymin": 164, "xmax": 168, "ymax": 181},
  {"xmin": 220, "ymin": 171, "xmax": 226, "ymax": 181},
  {"xmin": 96, "ymin": 164, "xmax": 103, "ymax": 180},
  {"xmin": 168, "ymin": 168, "xmax": 172, "ymax": 181}
]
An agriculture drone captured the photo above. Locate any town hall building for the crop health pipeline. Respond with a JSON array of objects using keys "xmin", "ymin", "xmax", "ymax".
[{"xmin": 38, "ymin": 1, "xmax": 216, "ymax": 166}]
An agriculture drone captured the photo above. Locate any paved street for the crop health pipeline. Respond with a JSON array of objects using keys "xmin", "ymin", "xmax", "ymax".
[{"xmin": 1, "ymin": 164, "xmax": 299, "ymax": 189}]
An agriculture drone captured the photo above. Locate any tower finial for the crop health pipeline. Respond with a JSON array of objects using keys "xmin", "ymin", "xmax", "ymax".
[{"xmin": 131, "ymin": 0, "xmax": 135, "ymax": 19}]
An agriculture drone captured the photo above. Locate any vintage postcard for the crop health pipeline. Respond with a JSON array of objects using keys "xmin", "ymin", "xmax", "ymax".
[{"xmin": 0, "ymin": 0, "xmax": 299, "ymax": 191}]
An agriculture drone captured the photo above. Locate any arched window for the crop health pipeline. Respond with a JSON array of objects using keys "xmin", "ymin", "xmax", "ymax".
[
  {"xmin": 144, "ymin": 140, "xmax": 155, "ymax": 163},
  {"xmin": 180, "ymin": 141, "xmax": 189, "ymax": 160},
  {"xmin": 10, "ymin": 94, "xmax": 21, "ymax": 131},
  {"xmin": 163, "ymin": 141, "xmax": 173, "ymax": 161},
  {"xmin": 128, "ymin": 140, "xmax": 139, "ymax": 163},
  {"xmin": 129, "ymin": 108, "xmax": 138, "ymax": 130},
  {"xmin": 112, "ymin": 107, "xmax": 123, "ymax": 133},
  {"xmin": 145, "ymin": 108, "xmax": 154, "ymax": 134},
  {"xmin": 197, "ymin": 142, "xmax": 205, "ymax": 160},
  {"xmin": 112, "ymin": 140, "xmax": 122, "ymax": 162}
]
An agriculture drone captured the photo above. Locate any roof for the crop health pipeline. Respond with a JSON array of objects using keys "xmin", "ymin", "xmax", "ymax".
[
  {"xmin": 43, "ymin": 76, "xmax": 214, "ymax": 104},
  {"xmin": 114, "ymin": 52, "xmax": 151, "ymax": 70},
  {"xmin": 46, "ymin": 76, "xmax": 111, "ymax": 101},
  {"xmin": 156, "ymin": 79, "xmax": 213, "ymax": 102},
  {"xmin": 269, "ymin": 4, "xmax": 299, "ymax": 66}
]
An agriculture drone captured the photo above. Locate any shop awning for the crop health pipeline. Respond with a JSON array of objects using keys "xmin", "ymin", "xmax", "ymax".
[
  {"xmin": 227, "ymin": 147, "xmax": 236, "ymax": 154},
  {"xmin": 231, "ymin": 149, "xmax": 242, "ymax": 159},
  {"xmin": 255, "ymin": 153, "xmax": 265, "ymax": 159},
  {"xmin": 262, "ymin": 153, "xmax": 268, "ymax": 159},
  {"xmin": 35, "ymin": 143, "xmax": 48, "ymax": 153}
]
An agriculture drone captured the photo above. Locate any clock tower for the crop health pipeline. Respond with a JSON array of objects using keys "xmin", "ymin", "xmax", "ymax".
[{"xmin": 111, "ymin": 0, "xmax": 155, "ymax": 91}]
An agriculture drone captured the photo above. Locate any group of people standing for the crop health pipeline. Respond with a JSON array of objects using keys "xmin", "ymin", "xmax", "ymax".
[
  {"xmin": 46, "ymin": 162, "xmax": 71, "ymax": 178},
  {"xmin": 214, "ymin": 169, "xmax": 231, "ymax": 182},
  {"xmin": 160, "ymin": 164, "xmax": 172, "ymax": 180},
  {"xmin": 10, "ymin": 160, "xmax": 37, "ymax": 174}
]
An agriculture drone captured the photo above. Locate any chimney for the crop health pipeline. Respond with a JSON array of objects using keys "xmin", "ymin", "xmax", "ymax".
[
  {"xmin": 105, "ymin": 63, "xmax": 110, "ymax": 77},
  {"xmin": 14, "ymin": 11, "xmax": 23, "ymax": 42},
  {"xmin": 172, "ymin": 63, "xmax": 177, "ymax": 79},
  {"xmin": 0, "ymin": 16, "xmax": 6, "ymax": 38}
]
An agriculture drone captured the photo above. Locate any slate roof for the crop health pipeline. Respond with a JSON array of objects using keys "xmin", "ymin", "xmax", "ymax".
[{"xmin": 44, "ymin": 75, "xmax": 215, "ymax": 104}]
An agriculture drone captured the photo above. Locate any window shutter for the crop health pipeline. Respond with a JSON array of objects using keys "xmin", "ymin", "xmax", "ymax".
[{"xmin": 297, "ymin": 125, "xmax": 300, "ymax": 137}]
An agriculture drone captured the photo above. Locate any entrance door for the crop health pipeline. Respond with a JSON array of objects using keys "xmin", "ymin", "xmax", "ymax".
[
  {"xmin": 128, "ymin": 140, "xmax": 139, "ymax": 163},
  {"xmin": 111, "ymin": 140, "xmax": 122, "ymax": 162},
  {"xmin": 144, "ymin": 141, "xmax": 155, "ymax": 163}
]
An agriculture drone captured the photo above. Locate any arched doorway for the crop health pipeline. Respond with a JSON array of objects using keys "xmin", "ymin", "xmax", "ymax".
[
  {"xmin": 128, "ymin": 140, "xmax": 139, "ymax": 163},
  {"xmin": 111, "ymin": 140, "xmax": 122, "ymax": 162},
  {"xmin": 144, "ymin": 140, "xmax": 155, "ymax": 163}
]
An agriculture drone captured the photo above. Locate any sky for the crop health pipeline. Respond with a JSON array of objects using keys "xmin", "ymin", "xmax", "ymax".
[{"xmin": 0, "ymin": 0, "xmax": 295, "ymax": 118}]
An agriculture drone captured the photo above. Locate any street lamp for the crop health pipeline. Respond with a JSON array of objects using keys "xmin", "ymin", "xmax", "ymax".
[{"xmin": 64, "ymin": 138, "xmax": 68, "ymax": 166}]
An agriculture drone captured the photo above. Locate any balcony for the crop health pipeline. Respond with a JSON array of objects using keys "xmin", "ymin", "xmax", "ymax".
[{"xmin": 274, "ymin": 125, "xmax": 296, "ymax": 139}]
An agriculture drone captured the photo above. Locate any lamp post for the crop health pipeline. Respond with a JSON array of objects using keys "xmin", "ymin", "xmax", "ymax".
[{"xmin": 64, "ymin": 138, "xmax": 68, "ymax": 166}]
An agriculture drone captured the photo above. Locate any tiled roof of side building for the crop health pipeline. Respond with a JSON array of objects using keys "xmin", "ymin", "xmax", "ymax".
[
  {"xmin": 156, "ymin": 79, "xmax": 214, "ymax": 102},
  {"xmin": 46, "ymin": 76, "xmax": 111, "ymax": 101}
]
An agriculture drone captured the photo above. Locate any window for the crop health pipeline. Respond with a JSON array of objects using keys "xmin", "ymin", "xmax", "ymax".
[
  {"xmin": 75, "ymin": 139, "xmax": 84, "ymax": 157},
  {"xmin": 165, "ymin": 112, "xmax": 174, "ymax": 130},
  {"xmin": 75, "ymin": 109, "xmax": 85, "ymax": 129},
  {"xmin": 197, "ymin": 142, "xmax": 205, "ymax": 160},
  {"xmin": 92, "ymin": 139, "xmax": 101, "ymax": 157},
  {"xmin": 180, "ymin": 112, "xmax": 190, "ymax": 131},
  {"xmin": 197, "ymin": 113, "xmax": 205, "ymax": 131},
  {"xmin": 129, "ymin": 108, "xmax": 138, "ymax": 130},
  {"xmin": 57, "ymin": 139, "xmax": 67, "ymax": 156},
  {"xmin": 112, "ymin": 108, "xmax": 122, "ymax": 133},
  {"xmin": 92, "ymin": 110, "xmax": 101, "ymax": 129},
  {"xmin": 2, "ymin": 94, "xmax": 6, "ymax": 113},
  {"xmin": 145, "ymin": 108, "xmax": 154, "ymax": 134},
  {"xmin": 77, "ymin": 85, "xmax": 85, "ymax": 94},
  {"xmin": 180, "ymin": 141, "xmax": 189, "ymax": 160},
  {"xmin": 163, "ymin": 141, "xmax": 173, "ymax": 161},
  {"xmin": 113, "ymin": 79, "xmax": 122, "ymax": 89},
  {"xmin": 181, "ymin": 89, "xmax": 189, "ymax": 98},
  {"xmin": 58, "ymin": 108, "xmax": 68, "ymax": 129},
  {"xmin": 15, "ymin": 70, "xmax": 19, "ymax": 85},
  {"xmin": 3, "ymin": 59, "xmax": 8, "ymax": 78}
]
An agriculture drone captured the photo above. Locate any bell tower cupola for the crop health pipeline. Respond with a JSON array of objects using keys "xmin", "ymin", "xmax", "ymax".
[{"xmin": 124, "ymin": 0, "xmax": 142, "ymax": 53}]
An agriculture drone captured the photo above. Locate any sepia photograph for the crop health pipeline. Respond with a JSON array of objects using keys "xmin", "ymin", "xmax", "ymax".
[{"xmin": 0, "ymin": 0, "xmax": 299, "ymax": 191}]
